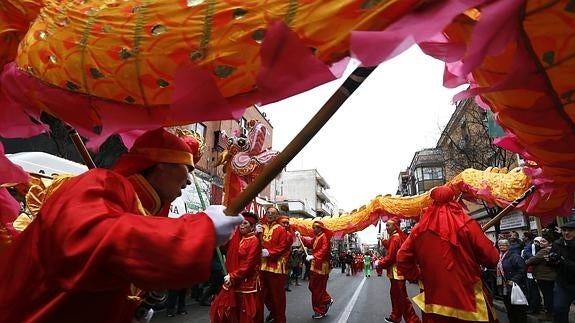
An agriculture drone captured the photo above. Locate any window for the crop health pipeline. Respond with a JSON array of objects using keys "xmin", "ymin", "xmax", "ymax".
[{"xmin": 188, "ymin": 123, "xmax": 206, "ymax": 138}]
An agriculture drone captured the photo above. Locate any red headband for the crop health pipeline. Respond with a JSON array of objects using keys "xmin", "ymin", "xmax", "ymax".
[{"xmin": 245, "ymin": 216, "xmax": 257, "ymax": 225}]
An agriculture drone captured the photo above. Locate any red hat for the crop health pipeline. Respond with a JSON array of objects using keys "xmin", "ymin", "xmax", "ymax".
[
  {"xmin": 242, "ymin": 211, "xmax": 258, "ymax": 225},
  {"xmin": 430, "ymin": 185, "xmax": 455, "ymax": 203},
  {"xmin": 113, "ymin": 128, "xmax": 201, "ymax": 176},
  {"xmin": 313, "ymin": 220, "xmax": 333, "ymax": 239},
  {"xmin": 387, "ymin": 218, "xmax": 407, "ymax": 242}
]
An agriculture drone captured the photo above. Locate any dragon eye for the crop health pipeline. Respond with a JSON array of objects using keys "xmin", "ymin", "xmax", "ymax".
[
  {"xmin": 227, "ymin": 138, "xmax": 234, "ymax": 145},
  {"xmin": 237, "ymin": 138, "xmax": 246, "ymax": 146}
]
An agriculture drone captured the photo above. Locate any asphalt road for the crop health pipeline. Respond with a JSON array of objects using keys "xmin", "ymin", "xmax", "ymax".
[{"xmin": 151, "ymin": 268, "xmax": 511, "ymax": 323}]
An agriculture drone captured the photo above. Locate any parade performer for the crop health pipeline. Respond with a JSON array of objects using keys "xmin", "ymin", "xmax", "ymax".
[
  {"xmin": 213, "ymin": 211, "xmax": 263, "ymax": 323},
  {"xmin": 377, "ymin": 219, "xmax": 421, "ymax": 323},
  {"xmin": 364, "ymin": 252, "xmax": 372, "ymax": 277},
  {"xmin": 299, "ymin": 220, "xmax": 334, "ymax": 319},
  {"xmin": 260, "ymin": 206, "xmax": 293, "ymax": 323},
  {"xmin": 397, "ymin": 185, "xmax": 500, "ymax": 323},
  {"xmin": 0, "ymin": 128, "xmax": 243, "ymax": 323}
]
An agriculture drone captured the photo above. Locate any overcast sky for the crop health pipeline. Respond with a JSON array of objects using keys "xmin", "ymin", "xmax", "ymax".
[{"xmin": 260, "ymin": 46, "xmax": 465, "ymax": 243}]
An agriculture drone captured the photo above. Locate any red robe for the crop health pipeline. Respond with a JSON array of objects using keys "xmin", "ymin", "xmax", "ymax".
[
  {"xmin": 378, "ymin": 232, "xmax": 421, "ymax": 323},
  {"xmin": 260, "ymin": 221, "xmax": 292, "ymax": 323},
  {"xmin": 228, "ymin": 233, "xmax": 263, "ymax": 323},
  {"xmin": 397, "ymin": 208, "xmax": 500, "ymax": 322},
  {"xmin": 303, "ymin": 233, "xmax": 332, "ymax": 315},
  {"xmin": 0, "ymin": 169, "xmax": 216, "ymax": 323}
]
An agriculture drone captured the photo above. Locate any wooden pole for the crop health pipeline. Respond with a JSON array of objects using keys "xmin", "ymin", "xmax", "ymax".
[
  {"xmin": 296, "ymin": 233, "xmax": 310, "ymax": 256},
  {"xmin": 225, "ymin": 66, "xmax": 377, "ymax": 215},
  {"xmin": 481, "ymin": 185, "xmax": 537, "ymax": 232},
  {"xmin": 66, "ymin": 127, "xmax": 97, "ymax": 169}
]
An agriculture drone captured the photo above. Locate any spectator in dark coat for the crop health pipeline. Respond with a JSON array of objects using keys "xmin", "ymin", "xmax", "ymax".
[
  {"xmin": 546, "ymin": 221, "xmax": 575, "ymax": 323},
  {"xmin": 526, "ymin": 236, "xmax": 557, "ymax": 321},
  {"xmin": 508, "ymin": 231, "xmax": 525, "ymax": 256},
  {"xmin": 497, "ymin": 239, "xmax": 527, "ymax": 323}
]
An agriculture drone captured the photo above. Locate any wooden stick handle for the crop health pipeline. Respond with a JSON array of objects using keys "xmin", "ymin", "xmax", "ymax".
[
  {"xmin": 481, "ymin": 185, "xmax": 537, "ymax": 232},
  {"xmin": 67, "ymin": 127, "xmax": 97, "ymax": 169},
  {"xmin": 224, "ymin": 66, "xmax": 377, "ymax": 215},
  {"xmin": 296, "ymin": 232, "xmax": 310, "ymax": 256}
]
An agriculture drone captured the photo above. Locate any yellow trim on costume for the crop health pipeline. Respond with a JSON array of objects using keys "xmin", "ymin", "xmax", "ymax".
[
  {"xmin": 386, "ymin": 264, "xmax": 404, "ymax": 280},
  {"xmin": 130, "ymin": 175, "xmax": 161, "ymax": 215},
  {"xmin": 131, "ymin": 148, "xmax": 195, "ymax": 167},
  {"xmin": 412, "ymin": 281, "xmax": 493, "ymax": 321}
]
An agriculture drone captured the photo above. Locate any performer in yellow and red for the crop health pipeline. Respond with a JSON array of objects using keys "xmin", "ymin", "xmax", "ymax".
[
  {"xmin": 397, "ymin": 185, "xmax": 500, "ymax": 323},
  {"xmin": 300, "ymin": 220, "xmax": 334, "ymax": 319},
  {"xmin": 0, "ymin": 128, "xmax": 243, "ymax": 323},
  {"xmin": 259, "ymin": 206, "xmax": 293, "ymax": 323},
  {"xmin": 377, "ymin": 218, "xmax": 421, "ymax": 323},
  {"xmin": 216, "ymin": 211, "xmax": 263, "ymax": 323}
]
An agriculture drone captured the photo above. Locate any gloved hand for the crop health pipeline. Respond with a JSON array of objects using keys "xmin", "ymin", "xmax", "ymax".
[
  {"xmin": 294, "ymin": 231, "xmax": 301, "ymax": 237},
  {"xmin": 255, "ymin": 224, "xmax": 264, "ymax": 233},
  {"xmin": 204, "ymin": 205, "xmax": 244, "ymax": 246},
  {"xmin": 261, "ymin": 248, "xmax": 270, "ymax": 257},
  {"xmin": 224, "ymin": 274, "xmax": 231, "ymax": 285},
  {"xmin": 306, "ymin": 255, "xmax": 314, "ymax": 262}
]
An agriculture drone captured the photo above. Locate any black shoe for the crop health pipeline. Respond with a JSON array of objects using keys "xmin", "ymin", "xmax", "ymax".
[
  {"xmin": 265, "ymin": 313, "xmax": 274, "ymax": 322},
  {"xmin": 167, "ymin": 313, "xmax": 176, "ymax": 318},
  {"xmin": 177, "ymin": 310, "xmax": 188, "ymax": 315},
  {"xmin": 384, "ymin": 317, "xmax": 397, "ymax": 323},
  {"xmin": 199, "ymin": 301, "xmax": 211, "ymax": 306},
  {"xmin": 285, "ymin": 288, "xmax": 292, "ymax": 292},
  {"xmin": 312, "ymin": 313, "xmax": 326, "ymax": 319}
]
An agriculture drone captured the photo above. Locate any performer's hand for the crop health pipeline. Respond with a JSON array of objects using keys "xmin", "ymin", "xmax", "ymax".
[
  {"xmin": 255, "ymin": 224, "xmax": 264, "ymax": 233},
  {"xmin": 204, "ymin": 205, "xmax": 244, "ymax": 245},
  {"xmin": 294, "ymin": 231, "xmax": 301, "ymax": 237},
  {"xmin": 261, "ymin": 248, "xmax": 270, "ymax": 257},
  {"xmin": 306, "ymin": 255, "xmax": 314, "ymax": 262},
  {"xmin": 224, "ymin": 274, "xmax": 231, "ymax": 285}
]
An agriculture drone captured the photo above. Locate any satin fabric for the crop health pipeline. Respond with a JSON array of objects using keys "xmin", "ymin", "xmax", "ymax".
[
  {"xmin": 389, "ymin": 279, "xmax": 421, "ymax": 323},
  {"xmin": 261, "ymin": 221, "xmax": 292, "ymax": 323},
  {"xmin": 303, "ymin": 232, "xmax": 332, "ymax": 315},
  {"xmin": 0, "ymin": 169, "xmax": 216, "ymax": 322},
  {"xmin": 397, "ymin": 208, "xmax": 499, "ymax": 321}
]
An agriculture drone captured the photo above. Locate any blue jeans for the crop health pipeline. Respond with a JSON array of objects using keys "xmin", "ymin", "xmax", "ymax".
[{"xmin": 553, "ymin": 283, "xmax": 575, "ymax": 323}]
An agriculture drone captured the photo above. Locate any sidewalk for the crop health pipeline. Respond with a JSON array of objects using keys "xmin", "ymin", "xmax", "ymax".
[{"xmin": 492, "ymin": 299, "xmax": 575, "ymax": 323}]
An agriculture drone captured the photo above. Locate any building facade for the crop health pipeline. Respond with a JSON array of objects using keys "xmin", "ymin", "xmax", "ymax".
[{"xmin": 271, "ymin": 169, "xmax": 336, "ymax": 218}]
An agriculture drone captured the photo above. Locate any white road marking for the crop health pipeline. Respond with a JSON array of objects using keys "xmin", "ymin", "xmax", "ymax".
[{"xmin": 336, "ymin": 276, "xmax": 366, "ymax": 323}]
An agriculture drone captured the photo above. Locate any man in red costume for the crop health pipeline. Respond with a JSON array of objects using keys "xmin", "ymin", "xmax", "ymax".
[
  {"xmin": 378, "ymin": 219, "xmax": 421, "ymax": 323},
  {"xmin": 213, "ymin": 211, "xmax": 263, "ymax": 323},
  {"xmin": 260, "ymin": 206, "xmax": 293, "ymax": 323},
  {"xmin": 300, "ymin": 220, "xmax": 334, "ymax": 319},
  {"xmin": 397, "ymin": 185, "xmax": 500, "ymax": 323},
  {"xmin": 0, "ymin": 128, "xmax": 243, "ymax": 323}
]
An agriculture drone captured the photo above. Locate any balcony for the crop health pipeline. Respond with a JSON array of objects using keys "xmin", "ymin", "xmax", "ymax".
[{"xmin": 316, "ymin": 187, "xmax": 328, "ymax": 200}]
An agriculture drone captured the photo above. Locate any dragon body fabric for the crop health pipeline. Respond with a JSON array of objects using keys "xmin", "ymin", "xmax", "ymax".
[{"xmin": 290, "ymin": 167, "xmax": 532, "ymax": 238}]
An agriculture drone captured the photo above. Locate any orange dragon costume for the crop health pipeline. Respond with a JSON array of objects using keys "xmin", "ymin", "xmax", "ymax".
[
  {"xmin": 377, "ymin": 219, "xmax": 421, "ymax": 323},
  {"xmin": 397, "ymin": 185, "xmax": 500, "ymax": 323},
  {"xmin": 0, "ymin": 128, "xmax": 218, "ymax": 323},
  {"xmin": 301, "ymin": 220, "xmax": 333, "ymax": 318}
]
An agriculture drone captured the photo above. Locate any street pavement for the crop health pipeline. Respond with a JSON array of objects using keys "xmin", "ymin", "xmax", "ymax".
[{"xmin": 151, "ymin": 268, "xmax": 515, "ymax": 323}]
